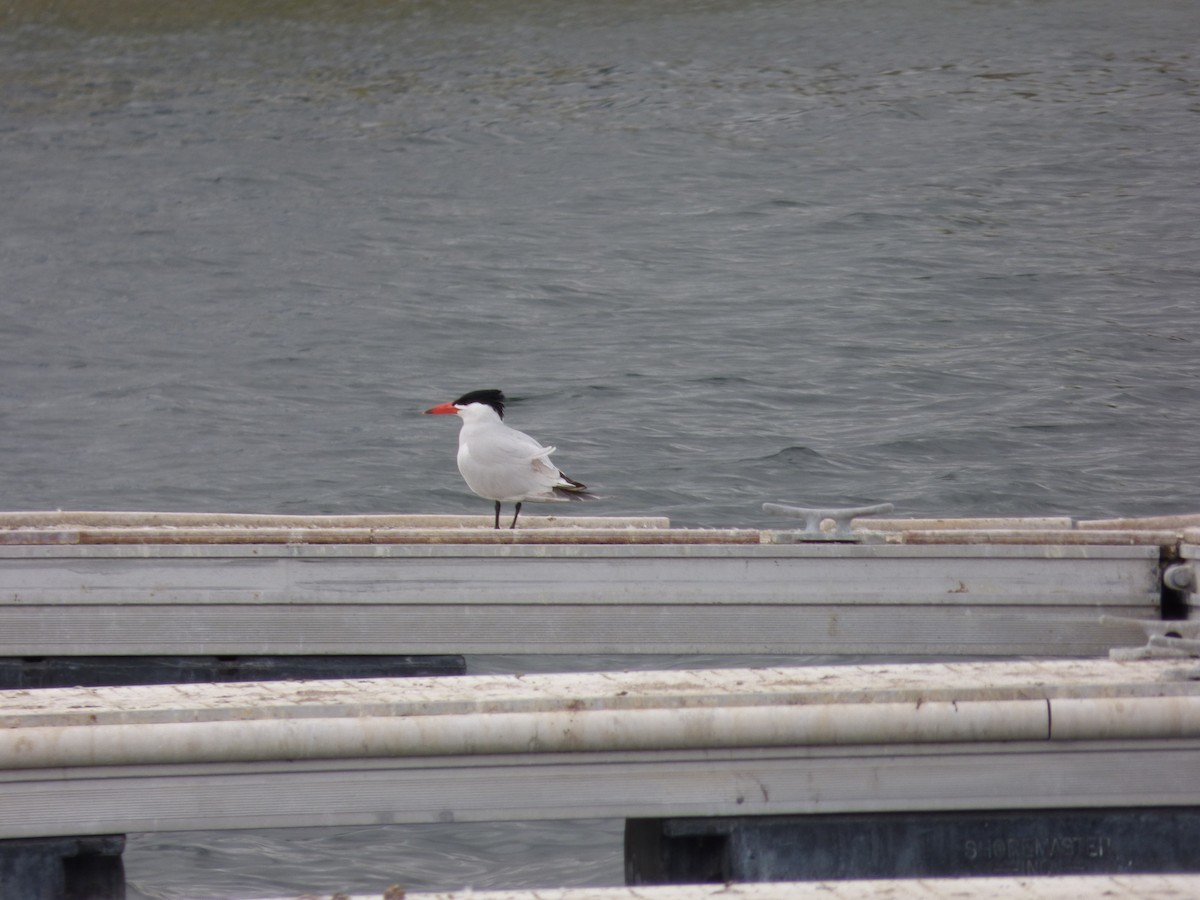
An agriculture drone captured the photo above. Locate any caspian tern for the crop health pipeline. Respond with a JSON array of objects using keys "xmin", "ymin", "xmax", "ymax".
[{"xmin": 424, "ymin": 389, "xmax": 596, "ymax": 529}]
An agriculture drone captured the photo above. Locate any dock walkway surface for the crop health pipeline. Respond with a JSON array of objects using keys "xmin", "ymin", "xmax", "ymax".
[
  {"xmin": 2, "ymin": 657, "xmax": 1199, "ymax": 839},
  {"xmin": 4, "ymin": 510, "xmax": 1199, "ymax": 658},
  {"xmin": 254, "ymin": 876, "xmax": 1200, "ymax": 900}
]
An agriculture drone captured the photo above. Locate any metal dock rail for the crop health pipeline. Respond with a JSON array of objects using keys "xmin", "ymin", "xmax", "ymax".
[{"xmin": 2, "ymin": 510, "xmax": 1196, "ymax": 660}]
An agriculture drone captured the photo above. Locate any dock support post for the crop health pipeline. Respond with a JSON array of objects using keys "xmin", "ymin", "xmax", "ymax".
[
  {"xmin": 0, "ymin": 655, "xmax": 465, "ymax": 689},
  {"xmin": 625, "ymin": 817, "xmax": 730, "ymax": 884},
  {"xmin": 0, "ymin": 835, "xmax": 125, "ymax": 900},
  {"xmin": 626, "ymin": 809, "xmax": 1200, "ymax": 884}
]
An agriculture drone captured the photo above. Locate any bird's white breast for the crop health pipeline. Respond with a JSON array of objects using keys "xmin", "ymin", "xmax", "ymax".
[{"xmin": 456, "ymin": 419, "xmax": 563, "ymax": 502}]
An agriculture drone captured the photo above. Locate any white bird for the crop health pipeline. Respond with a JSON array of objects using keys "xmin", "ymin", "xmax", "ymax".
[{"xmin": 424, "ymin": 389, "xmax": 596, "ymax": 529}]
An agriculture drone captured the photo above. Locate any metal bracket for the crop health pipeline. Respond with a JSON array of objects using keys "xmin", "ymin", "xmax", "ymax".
[
  {"xmin": 763, "ymin": 502, "xmax": 895, "ymax": 542},
  {"xmin": 1163, "ymin": 562, "xmax": 1195, "ymax": 592},
  {"xmin": 1101, "ymin": 615, "xmax": 1200, "ymax": 661}
]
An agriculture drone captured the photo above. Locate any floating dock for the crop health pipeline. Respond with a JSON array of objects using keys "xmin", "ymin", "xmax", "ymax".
[
  {"xmin": 2, "ymin": 658, "xmax": 1198, "ymax": 839},
  {"xmin": 5, "ymin": 510, "xmax": 1200, "ymax": 898},
  {"xmin": 2, "ymin": 510, "xmax": 1196, "ymax": 660}
]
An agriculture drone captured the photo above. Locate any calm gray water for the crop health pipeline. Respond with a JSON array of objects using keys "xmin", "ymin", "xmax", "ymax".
[{"xmin": 2, "ymin": 0, "xmax": 1199, "ymax": 896}]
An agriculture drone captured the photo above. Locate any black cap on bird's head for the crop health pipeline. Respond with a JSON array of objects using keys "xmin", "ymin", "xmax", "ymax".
[
  {"xmin": 424, "ymin": 388, "xmax": 506, "ymax": 418},
  {"xmin": 453, "ymin": 389, "xmax": 505, "ymax": 418}
]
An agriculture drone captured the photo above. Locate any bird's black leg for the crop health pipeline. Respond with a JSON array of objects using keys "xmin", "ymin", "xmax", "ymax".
[
  {"xmin": 493, "ymin": 500, "xmax": 501, "ymax": 530},
  {"xmin": 510, "ymin": 502, "xmax": 522, "ymax": 530}
]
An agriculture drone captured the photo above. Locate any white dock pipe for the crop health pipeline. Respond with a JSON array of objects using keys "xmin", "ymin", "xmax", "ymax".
[{"xmin": 2, "ymin": 696, "xmax": 1198, "ymax": 770}]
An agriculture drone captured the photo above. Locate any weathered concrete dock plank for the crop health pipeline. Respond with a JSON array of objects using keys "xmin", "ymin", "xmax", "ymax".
[
  {"xmin": 887, "ymin": 528, "xmax": 1180, "ymax": 545},
  {"xmin": 254, "ymin": 877, "xmax": 1200, "ymax": 900},
  {"xmin": 1081, "ymin": 513, "xmax": 1200, "ymax": 530},
  {"xmin": 0, "ymin": 511, "xmax": 672, "ymax": 530},
  {"xmin": 856, "ymin": 516, "xmax": 1075, "ymax": 531},
  {"xmin": 0, "ymin": 526, "xmax": 759, "ymax": 546}
]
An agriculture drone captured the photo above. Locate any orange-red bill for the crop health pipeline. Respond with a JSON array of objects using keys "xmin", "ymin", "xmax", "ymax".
[{"xmin": 424, "ymin": 401, "xmax": 460, "ymax": 415}]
